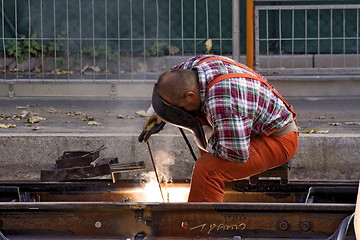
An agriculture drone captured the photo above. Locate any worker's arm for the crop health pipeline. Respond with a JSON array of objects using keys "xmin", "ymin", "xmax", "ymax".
[{"xmin": 207, "ymin": 112, "xmax": 252, "ymax": 163}]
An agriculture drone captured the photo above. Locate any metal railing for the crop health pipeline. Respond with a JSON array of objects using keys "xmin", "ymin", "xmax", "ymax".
[
  {"xmin": 254, "ymin": 4, "xmax": 360, "ymax": 75},
  {"xmin": 0, "ymin": 0, "xmax": 236, "ymax": 83},
  {"xmin": 1, "ymin": 0, "xmax": 359, "ymax": 84}
]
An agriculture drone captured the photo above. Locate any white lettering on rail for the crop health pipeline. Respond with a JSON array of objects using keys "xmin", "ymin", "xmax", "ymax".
[{"xmin": 190, "ymin": 222, "xmax": 246, "ymax": 234}]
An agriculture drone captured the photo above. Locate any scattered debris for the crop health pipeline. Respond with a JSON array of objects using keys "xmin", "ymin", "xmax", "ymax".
[
  {"xmin": 16, "ymin": 104, "xmax": 37, "ymax": 109},
  {"xmin": 329, "ymin": 122, "xmax": 342, "ymax": 126},
  {"xmin": 136, "ymin": 110, "xmax": 147, "ymax": 117},
  {"xmin": 51, "ymin": 69, "xmax": 73, "ymax": 75},
  {"xmin": 205, "ymin": 39, "xmax": 212, "ymax": 54},
  {"xmin": 82, "ymin": 116, "xmax": 95, "ymax": 122},
  {"xmin": 19, "ymin": 111, "xmax": 47, "ymax": 124},
  {"xmin": 88, "ymin": 121, "xmax": 101, "ymax": 126},
  {"xmin": 90, "ymin": 66, "xmax": 101, "ymax": 72},
  {"xmin": 344, "ymin": 122, "xmax": 360, "ymax": 125},
  {"xmin": 117, "ymin": 114, "xmax": 135, "ymax": 119},
  {"xmin": 302, "ymin": 128, "xmax": 319, "ymax": 134},
  {"xmin": 81, "ymin": 65, "xmax": 89, "ymax": 73},
  {"xmin": 65, "ymin": 111, "xmax": 84, "ymax": 117},
  {"xmin": 317, "ymin": 130, "xmax": 330, "ymax": 134},
  {"xmin": 0, "ymin": 123, "xmax": 16, "ymax": 129},
  {"xmin": 28, "ymin": 116, "xmax": 47, "ymax": 124},
  {"xmin": 1, "ymin": 113, "xmax": 25, "ymax": 121},
  {"xmin": 169, "ymin": 46, "xmax": 180, "ymax": 55},
  {"xmin": 32, "ymin": 126, "xmax": 41, "ymax": 131},
  {"xmin": 0, "ymin": 110, "xmax": 46, "ymax": 127},
  {"xmin": 302, "ymin": 128, "xmax": 331, "ymax": 134},
  {"xmin": 20, "ymin": 111, "xmax": 30, "ymax": 118},
  {"xmin": 318, "ymin": 116, "xmax": 326, "ymax": 119},
  {"xmin": 44, "ymin": 107, "xmax": 58, "ymax": 113}
]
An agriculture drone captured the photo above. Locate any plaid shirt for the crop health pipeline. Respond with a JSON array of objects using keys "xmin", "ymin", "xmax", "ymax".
[{"xmin": 173, "ymin": 55, "xmax": 294, "ymax": 163}]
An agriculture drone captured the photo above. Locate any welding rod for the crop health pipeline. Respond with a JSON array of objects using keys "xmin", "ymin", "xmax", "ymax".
[{"xmin": 146, "ymin": 141, "xmax": 165, "ymax": 202}]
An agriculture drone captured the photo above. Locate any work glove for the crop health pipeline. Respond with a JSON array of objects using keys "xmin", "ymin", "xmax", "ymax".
[
  {"xmin": 138, "ymin": 105, "xmax": 166, "ymax": 142},
  {"xmin": 142, "ymin": 105, "xmax": 162, "ymax": 130}
]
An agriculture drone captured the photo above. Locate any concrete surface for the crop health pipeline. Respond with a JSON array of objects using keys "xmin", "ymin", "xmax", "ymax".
[
  {"xmin": 1, "ymin": 75, "xmax": 360, "ymax": 99},
  {"xmin": 0, "ymin": 98, "xmax": 359, "ymax": 182}
]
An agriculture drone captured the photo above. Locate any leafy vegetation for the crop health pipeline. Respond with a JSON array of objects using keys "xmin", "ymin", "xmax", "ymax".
[
  {"xmin": 144, "ymin": 42, "xmax": 180, "ymax": 57},
  {"xmin": 7, "ymin": 34, "xmax": 44, "ymax": 64}
]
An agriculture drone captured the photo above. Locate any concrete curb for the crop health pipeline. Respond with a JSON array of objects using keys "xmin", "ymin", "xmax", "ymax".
[{"xmin": 1, "ymin": 133, "xmax": 359, "ymax": 181}]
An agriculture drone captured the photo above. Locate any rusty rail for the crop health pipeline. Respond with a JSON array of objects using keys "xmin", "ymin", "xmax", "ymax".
[
  {"xmin": 0, "ymin": 180, "xmax": 357, "ymax": 239},
  {"xmin": 0, "ymin": 202, "xmax": 355, "ymax": 239}
]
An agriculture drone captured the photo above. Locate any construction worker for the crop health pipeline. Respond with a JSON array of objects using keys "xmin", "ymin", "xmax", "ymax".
[{"xmin": 143, "ymin": 55, "xmax": 298, "ymax": 202}]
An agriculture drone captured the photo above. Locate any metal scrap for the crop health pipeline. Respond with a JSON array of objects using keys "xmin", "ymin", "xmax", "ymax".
[{"xmin": 41, "ymin": 146, "xmax": 145, "ymax": 182}]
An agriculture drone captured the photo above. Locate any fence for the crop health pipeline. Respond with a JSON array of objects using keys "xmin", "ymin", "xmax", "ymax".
[
  {"xmin": 254, "ymin": 4, "xmax": 360, "ymax": 74},
  {"xmin": 0, "ymin": 0, "xmax": 237, "ymax": 83},
  {"xmin": 0, "ymin": 0, "xmax": 359, "ymax": 84}
]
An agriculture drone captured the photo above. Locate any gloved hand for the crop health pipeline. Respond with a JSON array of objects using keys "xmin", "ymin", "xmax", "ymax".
[
  {"xmin": 138, "ymin": 105, "xmax": 166, "ymax": 142},
  {"xmin": 142, "ymin": 105, "xmax": 162, "ymax": 130}
]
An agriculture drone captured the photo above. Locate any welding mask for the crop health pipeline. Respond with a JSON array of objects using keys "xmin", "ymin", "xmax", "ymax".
[{"xmin": 152, "ymin": 84, "xmax": 207, "ymax": 151}]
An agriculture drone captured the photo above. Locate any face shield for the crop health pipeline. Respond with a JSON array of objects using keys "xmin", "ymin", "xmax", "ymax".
[{"xmin": 151, "ymin": 84, "xmax": 207, "ymax": 151}]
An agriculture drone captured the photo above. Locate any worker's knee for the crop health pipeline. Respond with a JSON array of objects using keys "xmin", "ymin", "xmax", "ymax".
[{"xmin": 192, "ymin": 153, "xmax": 225, "ymax": 179}]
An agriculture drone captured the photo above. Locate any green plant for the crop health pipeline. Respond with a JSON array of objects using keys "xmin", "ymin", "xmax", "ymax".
[
  {"xmin": 55, "ymin": 57, "xmax": 65, "ymax": 65},
  {"xmin": 7, "ymin": 34, "xmax": 44, "ymax": 64},
  {"xmin": 48, "ymin": 31, "xmax": 68, "ymax": 53},
  {"xmin": 82, "ymin": 45, "xmax": 117, "ymax": 61},
  {"xmin": 144, "ymin": 42, "xmax": 168, "ymax": 57},
  {"xmin": 144, "ymin": 42, "xmax": 179, "ymax": 57}
]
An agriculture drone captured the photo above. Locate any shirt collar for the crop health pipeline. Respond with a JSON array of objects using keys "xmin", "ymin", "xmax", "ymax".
[{"xmin": 193, "ymin": 67, "xmax": 207, "ymax": 111}]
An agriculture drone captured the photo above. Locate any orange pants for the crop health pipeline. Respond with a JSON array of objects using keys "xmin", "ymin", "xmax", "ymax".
[{"xmin": 187, "ymin": 131, "xmax": 298, "ymax": 202}]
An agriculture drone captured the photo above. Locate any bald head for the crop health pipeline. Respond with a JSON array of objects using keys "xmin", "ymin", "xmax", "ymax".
[{"xmin": 157, "ymin": 69, "xmax": 199, "ymax": 106}]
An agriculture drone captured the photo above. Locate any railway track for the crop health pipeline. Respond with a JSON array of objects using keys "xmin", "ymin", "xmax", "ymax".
[{"xmin": 0, "ymin": 179, "xmax": 357, "ymax": 239}]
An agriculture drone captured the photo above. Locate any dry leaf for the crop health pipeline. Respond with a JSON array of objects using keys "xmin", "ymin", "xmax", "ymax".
[
  {"xmin": 16, "ymin": 105, "xmax": 30, "ymax": 109},
  {"xmin": 318, "ymin": 116, "xmax": 326, "ymax": 119},
  {"xmin": 88, "ymin": 121, "xmax": 101, "ymax": 126},
  {"xmin": 90, "ymin": 66, "xmax": 101, "ymax": 72},
  {"xmin": 117, "ymin": 114, "xmax": 135, "ymax": 119},
  {"xmin": 51, "ymin": 68, "xmax": 60, "ymax": 74},
  {"xmin": 205, "ymin": 39, "xmax": 212, "ymax": 54},
  {"xmin": 28, "ymin": 116, "xmax": 40, "ymax": 124},
  {"xmin": 302, "ymin": 128, "xmax": 319, "ymax": 134},
  {"xmin": 32, "ymin": 126, "xmax": 41, "ymax": 131},
  {"xmin": 329, "ymin": 122, "xmax": 342, "ymax": 126},
  {"xmin": 0, "ymin": 123, "xmax": 16, "ymax": 129},
  {"xmin": 317, "ymin": 130, "xmax": 330, "ymax": 134},
  {"xmin": 33, "ymin": 66, "xmax": 42, "ymax": 73},
  {"xmin": 169, "ymin": 46, "xmax": 180, "ymax": 55},
  {"xmin": 135, "ymin": 110, "xmax": 147, "ymax": 117},
  {"xmin": 82, "ymin": 116, "xmax": 95, "ymax": 121},
  {"xmin": 45, "ymin": 107, "xmax": 58, "ymax": 113},
  {"xmin": 344, "ymin": 122, "xmax": 360, "ymax": 125},
  {"xmin": 21, "ymin": 111, "xmax": 32, "ymax": 119},
  {"xmin": 56, "ymin": 70, "xmax": 73, "ymax": 75}
]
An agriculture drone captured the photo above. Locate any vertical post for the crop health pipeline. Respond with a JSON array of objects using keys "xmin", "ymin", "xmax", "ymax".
[
  {"xmin": 232, "ymin": 0, "xmax": 240, "ymax": 62},
  {"xmin": 246, "ymin": 0, "xmax": 254, "ymax": 69}
]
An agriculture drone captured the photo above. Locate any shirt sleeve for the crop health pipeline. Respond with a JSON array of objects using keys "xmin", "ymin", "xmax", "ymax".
[{"xmin": 207, "ymin": 112, "xmax": 253, "ymax": 163}]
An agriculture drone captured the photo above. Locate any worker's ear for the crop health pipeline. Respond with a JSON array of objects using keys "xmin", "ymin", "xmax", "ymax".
[{"xmin": 185, "ymin": 91, "xmax": 196, "ymax": 99}]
